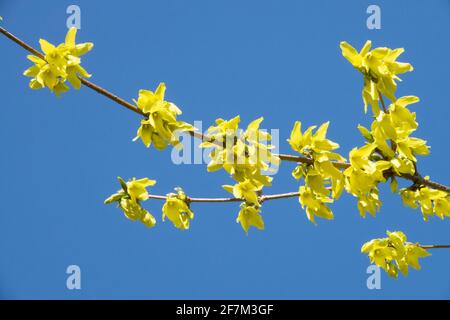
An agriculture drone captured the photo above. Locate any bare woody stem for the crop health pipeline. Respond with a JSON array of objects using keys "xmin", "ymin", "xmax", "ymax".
[
  {"xmin": 147, "ymin": 191, "xmax": 301, "ymax": 203},
  {"xmin": 1, "ymin": 26, "xmax": 449, "ymax": 194},
  {"xmin": 421, "ymin": 245, "xmax": 450, "ymax": 249},
  {"xmin": 80, "ymin": 78, "xmax": 146, "ymax": 116},
  {"xmin": 148, "ymin": 193, "xmax": 450, "ymax": 248},
  {"xmin": 378, "ymin": 90, "xmax": 388, "ymax": 113}
]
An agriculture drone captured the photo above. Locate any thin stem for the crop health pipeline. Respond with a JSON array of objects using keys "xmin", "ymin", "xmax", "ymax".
[
  {"xmin": 377, "ymin": 90, "xmax": 397, "ymax": 152},
  {"xmin": 80, "ymin": 78, "xmax": 145, "ymax": 116},
  {"xmin": 378, "ymin": 90, "xmax": 388, "ymax": 113},
  {"xmin": 400, "ymin": 173, "xmax": 450, "ymax": 194},
  {"xmin": 278, "ymin": 154, "xmax": 350, "ymax": 170},
  {"xmin": 260, "ymin": 191, "xmax": 300, "ymax": 202},
  {"xmin": 1, "ymin": 26, "xmax": 449, "ymax": 193},
  {"xmin": 0, "ymin": 26, "xmax": 44, "ymax": 58},
  {"xmin": 421, "ymin": 245, "xmax": 450, "ymax": 249},
  {"xmin": 147, "ymin": 191, "xmax": 300, "ymax": 203}
]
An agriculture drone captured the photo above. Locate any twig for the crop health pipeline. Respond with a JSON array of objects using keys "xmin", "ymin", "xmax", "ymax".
[
  {"xmin": 146, "ymin": 191, "xmax": 300, "ymax": 203},
  {"xmin": 421, "ymin": 245, "xmax": 450, "ymax": 249},
  {"xmin": 378, "ymin": 90, "xmax": 388, "ymax": 113}
]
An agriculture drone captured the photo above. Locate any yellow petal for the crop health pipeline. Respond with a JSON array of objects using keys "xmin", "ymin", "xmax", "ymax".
[{"xmin": 65, "ymin": 27, "xmax": 77, "ymax": 47}]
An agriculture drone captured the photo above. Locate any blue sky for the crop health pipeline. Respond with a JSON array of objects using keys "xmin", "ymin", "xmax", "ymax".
[{"xmin": 0, "ymin": 0, "xmax": 449, "ymax": 299}]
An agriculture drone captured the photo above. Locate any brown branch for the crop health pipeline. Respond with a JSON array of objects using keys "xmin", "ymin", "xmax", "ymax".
[
  {"xmin": 400, "ymin": 173, "xmax": 450, "ymax": 194},
  {"xmin": 421, "ymin": 245, "xmax": 450, "ymax": 249},
  {"xmin": 1, "ymin": 26, "xmax": 449, "ymax": 194},
  {"xmin": 0, "ymin": 26, "xmax": 44, "ymax": 58},
  {"xmin": 378, "ymin": 90, "xmax": 388, "ymax": 113},
  {"xmin": 80, "ymin": 78, "xmax": 145, "ymax": 116}
]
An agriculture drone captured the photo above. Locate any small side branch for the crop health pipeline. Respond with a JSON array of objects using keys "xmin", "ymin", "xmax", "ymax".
[
  {"xmin": 147, "ymin": 191, "xmax": 300, "ymax": 203},
  {"xmin": 421, "ymin": 245, "xmax": 450, "ymax": 249}
]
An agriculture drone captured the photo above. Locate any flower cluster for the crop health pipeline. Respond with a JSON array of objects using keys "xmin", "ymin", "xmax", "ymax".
[
  {"xmin": 401, "ymin": 186, "xmax": 450, "ymax": 221},
  {"xmin": 162, "ymin": 188, "xmax": 194, "ymax": 230},
  {"xmin": 343, "ymin": 97, "xmax": 430, "ymax": 217},
  {"xmin": 24, "ymin": 27, "xmax": 93, "ymax": 96},
  {"xmin": 362, "ymin": 231, "xmax": 431, "ymax": 278},
  {"xmin": 201, "ymin": 116, "xmax": 279, "ymax": 232},
  {"xmin": 133, "ymin": 83, "xmax": 195, "ymax": 150},
  {"xmin": 236, "ymin": 203, "xmax": 264, "ymax": 234},
  {"xmin": 288, "ymin": 121, "xmax": 346, "ymax": 224},
  {"xmin": 104, "ymin": 177, "xmax": 157, "ymax": 228},
  {"xmin": 340, "ymin": 41, "xmax": 434, "ymax": 217},
  {"xmin": 343, "ymin": 144, "xmax": 390, "ymax": 217},
  {"xmin": 340, "ymin": 40, "xmax": 413, "ymax": 114},
  {"xmin": 105, "ymin": 178, "xmax": 194, "ymax": 230}
]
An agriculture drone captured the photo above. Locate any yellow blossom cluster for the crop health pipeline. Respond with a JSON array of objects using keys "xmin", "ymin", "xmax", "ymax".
[
  {"xmin": 104, "ymin": 177, "xmax": 157, "ymax": 228},
  {"xmin": 362, "ymin": 231, "xmax": 431, "ymax": 278},
  {"xmin": 340, "ymin": 40, "xmax": 413, "ymax": 114},
  {"xmin": 201, "ymin": 116, "xmax": 279, "ymax": 232},
  {"xmin": 236, "ymin": 203, "xmax": 264, "ymax": 234},
  {"xmin": 288, "ymin": 121, "xmax": 346, "ymax": 224},
  {"xmin": 343, "ymin": 144, "xmax": 389, "ymax": 217},
  {"xmin": 401, "ymin": 186, "xmax": 450, "ymax": 221},
  {"xmin": 133, "ymin": 83, "xmax": 195, "ymax": 150},
  {"xmin": 340, "ymin": 41, "xmax": 434, "ymax": 218},
  {"xmin": 162, "ymin": 188, "xmax": 194, "ymax": 230},
  {"xmin": 105, "ymin": 179, "xmax": 194, "ymax": 230},
  {"xmin": 24, "ymin": 27, "xmax": 93, "ymax": 96}
]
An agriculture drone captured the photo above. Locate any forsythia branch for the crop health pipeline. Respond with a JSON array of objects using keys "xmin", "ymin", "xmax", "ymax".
[
  {"xmin": 2, "ymin": 25, "xmax": 450, "ymax": 281},
  {"xmin": 1, "ymin": 26, "xmax": 448, "ymax": 194}
]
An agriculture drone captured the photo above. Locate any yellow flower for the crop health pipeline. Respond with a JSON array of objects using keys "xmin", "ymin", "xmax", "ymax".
[
  {"xmin": 223, "ymin": 180, "xmax": 261, "ymax": 205},
  {"xmin": 23, "ymin": 27, "xmax": 93, "ymax": 96},
  {"xmin": 119, "ymin": 198, "xmax": 156, "ymax": 228},
  {"xmin": 236, "ymin": 203, "xmax": 264, "ymax": 234},
  {"xmin": 434, "ymin": 198, "xmax": 450, "ymax": 219},
  {"xmin": 141, "ymin": 211, "xmax": 157, "ymax": 228},
  {"xmin": 133, "ymin": 83, "xmax": 194, "ymax": 149},
  {"xmin": 356, "ymin": 190, "xmax": 382, "ymax": 218},
  {"xmin": 390, "ymin": 156, "xmax": 415, "ymax": 175},
  {"xmin": 362, "ymin": 239, "xmax": 395, "ymax": 270},
  {"xmin": 348, "ymin": 144, "xmax": 377, "ymax": 170},
  {"xmin": 202, "ymin": 116, "xmax": 278, "ymax": 196},
  {"xmin": 361, "ymin": 231, "xmax": 431, "ymax": 278},
  {"xmin": 400, "ymin": 186, "xmax": 450, "ymax": 221},
  {"xmin": 344, "ymin": 144, "xmax": 392, "ymax": 217},
  {"xmin": 405, "ymin": 244, "xmax": 431, "ymax": 270},
  {"xmin": 340, "ymin": 41, "xmax": 413, "ymax": 114},
  {"xmin": 365, "ymin": 95, "xmax": 430, "ymax": 167},
  {"xmin": 126, "ymin": 178, "xmax": 157, "ymax": 202},
  {"xmin": 288, "ymin": 121, "xmax": 341, "ymax": 156},
  {"xmin": 104, "ymin": 176, "xmax": 157, "ymax": 228},
  {"xmin": 64, "ymin": 27, "xmax": 94, "ymax": 58},
  {"xmin": 298, "ymin": 185, "xmax": 333, "ymax": 224},
  {"xmin": 288, "ymin": 121, "xmax": 346, "ymax": 222},
  {"xmin": 162, "ymin": 188, "xmax": 194, "ymax": 230}
]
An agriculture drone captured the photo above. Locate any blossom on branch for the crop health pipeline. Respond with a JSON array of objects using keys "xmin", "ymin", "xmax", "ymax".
[{"xmin": 23, "ymin": 27, "xmax": 93, "ymax": 96}]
